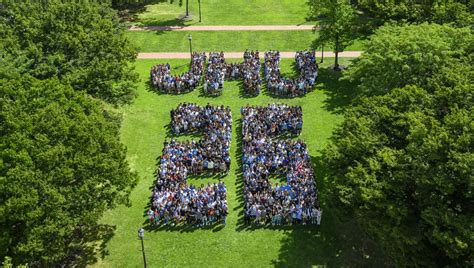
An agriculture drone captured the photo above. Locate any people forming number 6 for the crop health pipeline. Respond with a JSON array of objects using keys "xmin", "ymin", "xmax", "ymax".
[{"xmin": 241, "ymin": 104, "xmax": 321, "ymax": 226}]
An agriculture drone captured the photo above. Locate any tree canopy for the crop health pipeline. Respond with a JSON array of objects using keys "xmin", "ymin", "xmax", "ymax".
[
  {"xmin": 0, "ymin": 72, "xmax": 138, "ymax": 266},
  {"xmin": 356, "ymin": 0, "xmax": 474, "ymax": 27},
  {"xmin": 324, "ymin": 23, "xmax": 473, "ymax": 266},
  {"xmin": 308, "ymin": 0, "xmax": 357, "ymax": 69},
  {"xmin": 0, "ymin": 1, "xmax": 138, "ymax": 104},
  {"xmin": 345, "ymin": 23, "xmax": 473, "ymax": 96},
  {"xmin": 0, "ymin": 2, "xmax": 140, "ymax": 265}
]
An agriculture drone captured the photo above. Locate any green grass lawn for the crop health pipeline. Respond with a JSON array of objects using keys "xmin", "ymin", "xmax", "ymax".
[
  {"xmin": 128, "ymin": 0, "xmax": 313, "ymax": 26},
  {"xmin": 94, "ymin": 58, "xmax": 387, "ymax": 267},
  {"xmin": 126, "ymin": 30, "xmax": 365, "ymax": 52}
]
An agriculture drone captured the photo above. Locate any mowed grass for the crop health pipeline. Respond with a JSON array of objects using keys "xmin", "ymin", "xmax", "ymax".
[
  {"xmin": 126, "ymin": 30, "xmax": 365, "ymax": 52},
  {"xmin": 95, "ymin": 58, "xmax": 387, "ymax": 267},
  {"xmin": 131, "ymin": 0, "xmax": 312, "ymax": 26}
]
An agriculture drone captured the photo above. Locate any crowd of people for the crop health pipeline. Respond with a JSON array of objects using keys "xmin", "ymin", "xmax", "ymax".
[
  {"xmin": 204, "ymin": 52, "xmax": 226, "ymax": 96},
  {"xmin": 224, "ymin": 50, "xmax": 262, "ymax": 96},
  {"xmin": 202, "ymin": 51, "xmax": 262, "ymax": 96},
  {"xmin": 264, "ymin": 50, "xmax": 318, "ymax": 97},
  {"xmin": 149, "ymin": 103, "xmax": 232, "ymax": 226},
  {"xmin": 241, "ymin": 104, "xmax": 321, "ymax": 225},
  {"xmin": 150, "ymin": 52, "xmax": 206, "ymax": 94},
  {"xmin": 150, "ymin": 50, "xmax": 318, "ymax": 97}
]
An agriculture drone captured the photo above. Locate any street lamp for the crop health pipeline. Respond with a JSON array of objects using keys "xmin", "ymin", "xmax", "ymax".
[
  {"xmin": 188, "ymin": 34, "xmax": 193, "ymax": 62},
  {"xmin": 138, "ymin": 227, "xmax": 147, "ymax": 268},
  {"xmin": 321, "ymin": 44, "xmax": 324, "ymax": 63}
]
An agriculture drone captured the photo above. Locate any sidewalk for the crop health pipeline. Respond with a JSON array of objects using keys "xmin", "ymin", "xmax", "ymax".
[
  {"xmin": 137, "ymin": 51, "xmax": 362, "ymax": 59},
  {"xmin": 129, "ymin": 25, "xmax": 316, "ymax": 31}
]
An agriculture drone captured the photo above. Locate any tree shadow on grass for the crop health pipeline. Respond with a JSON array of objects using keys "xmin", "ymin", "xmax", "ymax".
[
  {"xmin": 136, "ymin": 14, "xmax": 199, "ymax": 27},
  {"xmin": 145, "ymin": 17, "xmax": 191, "ymax": 27},
  {"xmin": 273, "ymin": 207, "xmax": 391, "ymax": 267},
  {"xmin": 232, "ymin": 143, "xmax": 335, "ymax": 265},
  {"xmin": 115, "ymin": 0, "xmax": 199, "ymax": 27},
  {"xmin": 271, "ymin": 155, "xmax": 391, "ymax": 267},
  {"xmin": 233, "ymin": 150, "xmax": 389, "ymax": 266},
  {"xmin": 115, "ymin": 0, "xmax": 167, "ymax": 22},
  {"xmin": 153, "ymin": 29, "xmax": 167, "ymax": 36},
  {"xmin": 144, "ymin": 221, "xmax": 225, "ymax": 233},
  {"xmin": 62, "ymin": 224, "xmax": 116, "ymax": 267},
  {"xmin": 316, "ymin": 66, "xmax": 360, "ymax": 114},
  {"xmin": 271, "ymin": 211, "xmax": 391, "ymax": 267}
]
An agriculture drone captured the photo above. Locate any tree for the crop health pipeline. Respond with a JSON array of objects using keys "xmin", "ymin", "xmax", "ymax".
[
  {"xmin": 0, "ymin": 72, "xmax": 138, "ymax": 266},
  {"xmin": 324, "ymin": 23, "xmax": 473, "ymax": 266},
  {"xmin": 325, "ymin": 85, "xmax": 473, "ymax": 266},
  {"xmin": 432, "ymin": 1, "xmax": 474, "ymax": 27},
  {"xmin": 308, "ymin": 0, "xmax": 357, "ymax": 70},
  {"xmin": 307, "ymin": 0, "xmax": 330, "ymax": 63},
  {"xmin": 346, "ymin": 23, "xmax": 473, "ymax": 97},
  {"xmin": 356, "ymin": 0, "xmax": 474, "ymax": 27},
  {"xmin": 0, "ymin": 1, "xmax": 138, "ymax": 105}
]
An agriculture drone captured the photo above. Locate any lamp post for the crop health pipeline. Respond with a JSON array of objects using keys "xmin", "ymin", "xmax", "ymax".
[
  {"xmin": 138, "ymin": 228, "xmax": 147, "ymax": 268},
  {"xmin": 188, "ymin": 34, "xmax": 193, "ymax": 62},
  {"xmin": 198, "ymin": 0, "xmax": 202, "ymax": 22},
  {"xmin": 321, "ymin": 44, "xmax": 324, "ymax": 63}
]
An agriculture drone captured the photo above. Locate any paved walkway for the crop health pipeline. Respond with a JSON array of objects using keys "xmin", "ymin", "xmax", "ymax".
[
  {"xmin": 129, "ymin": 25, "xmax": 316, "ymax": 31},
  {"xmin": 138, "ymin": 51, "xmax": 362, "ymax": 59}
]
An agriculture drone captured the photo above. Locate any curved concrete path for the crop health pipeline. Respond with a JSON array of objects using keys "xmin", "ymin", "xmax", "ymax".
[
  {"xmin": 129, "ymin": 25, "xmax": 316, "ymax": 31},
  {"xmin": 137, "ymin": 51, "xmax": 362, "ymax": 59}
]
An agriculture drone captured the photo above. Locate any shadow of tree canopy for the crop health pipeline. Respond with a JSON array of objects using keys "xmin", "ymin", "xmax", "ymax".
[
  {"xmin": 114, "ymin": 0, "xmax": 197, "ymax": 27},
  {"xmin": 315, "ymin": 66, "xmax": 360, "ymax": 114},
  {"xmin": 141, "ymin": 65, "xmax": 387, "ymax": 265},
  {"xmin": 271, "ymin": 155, "xmax": 391, "ymax": 267},
  {"xmin": 114, "ymin": 0, "xmax": 172, "ymax": 11},
  {"xmin": 61, "ymin": 224, "xmax": 116, "ymax": 267},
  {"xmin": 233, "ymin": 118, "xmax": 389, "ymax": 266}
]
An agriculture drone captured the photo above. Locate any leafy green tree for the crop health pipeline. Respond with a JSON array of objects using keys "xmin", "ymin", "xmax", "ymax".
[
  {"xmin": 308, "ymin": 0, "xmax": 357, "ymax": 70},
  {"xmin": 356, "ymin": 0, "xmax": 474, "ymax": 27},
  {"xmin": 0, "ymin": 72, "xmax": 138, "ymax": 266},
  {"xmin": 307, "ymin": 0, "xmax": 329, "ymax": 63},
  {"xmin": 2, "ymin": 256, "xmax": 27, "ymax": 268},
  {"xmin": 0, "ymin": 1, "xmax": 138, "ymax": 104},
  {"xmin": 325, "ymin": 84, "xmax": 473, "ymax": 266},
  {"xmin": 324, "ymin": 22, "xmax": 473, "ymax": 266},
  {"xmin": 346, "ymin": 23, "xmax": 473, "ymax": 96}
]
